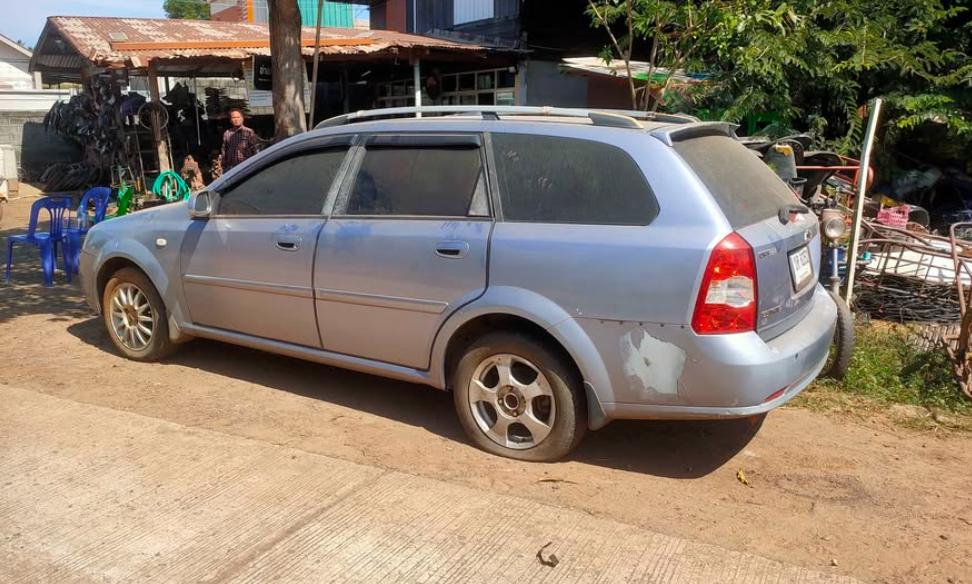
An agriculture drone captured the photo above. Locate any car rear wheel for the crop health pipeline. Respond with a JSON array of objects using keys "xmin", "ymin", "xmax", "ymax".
[
  {"xmin": 453, "ymin": 333, "xmax": 586, "ymax": 462},
  {"xmin": 102, "ymin": 267, "xmax": 176, "ymax": 362}
]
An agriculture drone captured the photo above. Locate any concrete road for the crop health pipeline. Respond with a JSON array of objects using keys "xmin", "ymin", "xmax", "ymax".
[{"xmin": 0, "ymin": 385, "xmax": 855, "ymax": 583}]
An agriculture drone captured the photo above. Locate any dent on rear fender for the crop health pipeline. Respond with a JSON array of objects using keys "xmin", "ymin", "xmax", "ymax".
[{"xmin": 620, "ymin": 328, "xmax": 686, "ymax": 398}]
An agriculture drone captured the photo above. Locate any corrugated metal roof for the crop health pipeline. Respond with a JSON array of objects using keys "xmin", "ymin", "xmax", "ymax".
[
  {"xmin": 44, "ymin": 16, "xmax": 486, "ymax": 67},
  {"xmin": 560, "ymin": 57, "xmax": 708, "ymax": 84}
]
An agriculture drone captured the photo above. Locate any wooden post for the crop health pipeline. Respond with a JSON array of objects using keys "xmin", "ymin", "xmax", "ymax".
[
  {"xmin": 146, "ymin": 61, "xmax": 171, "ymax": 172},
  {"xmin": 308, "ymin": 0, "xmax": 324, "ymax": 128}
]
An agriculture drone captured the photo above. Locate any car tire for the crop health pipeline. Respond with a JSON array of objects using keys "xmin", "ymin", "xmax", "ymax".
[
  {"xmin": 102, "ymin": 267, "xmax": 177, "ymax": 362},
  {"xmin": 452, "ymin": 332, "xmax": 586, "ymax": 462},
  {"xmin": 822, "ymin": 289, "xmax": 855, "ymax": 381}
]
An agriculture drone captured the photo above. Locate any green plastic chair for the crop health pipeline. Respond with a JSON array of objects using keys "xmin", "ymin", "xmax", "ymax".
[{"xmin": 114, "ymin": 185, "xmax": 134, "ymax": 217}]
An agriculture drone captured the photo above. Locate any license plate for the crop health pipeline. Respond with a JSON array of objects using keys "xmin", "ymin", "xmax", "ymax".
[{"xmin": 788, "ymin": 246, "xmax": 813, "ymax": 291}]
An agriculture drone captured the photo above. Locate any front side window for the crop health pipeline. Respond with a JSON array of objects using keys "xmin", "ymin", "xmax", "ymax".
[
  {"xmin": 218, "ymin": 147, "xmax": 349, "ymax": 216},
  {"xmin": 346, "ymin": 146, "xmax": 486, "ymax": 217},
  {"xmin": 491, "ymin": 133, "xmax": 659, "ymax": 226}
]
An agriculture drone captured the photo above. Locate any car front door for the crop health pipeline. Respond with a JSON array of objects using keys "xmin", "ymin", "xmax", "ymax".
[
  {"xmin": 314, "ymin": 134, "xmax": 492, "ymax": 369},
  {"xmin": 181, "ymin": 137, "xmax": 352, "ymax": 348}
]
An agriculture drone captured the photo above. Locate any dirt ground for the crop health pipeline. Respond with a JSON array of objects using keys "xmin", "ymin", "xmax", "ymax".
[{"xmin": 2, "ymin": 192, "xmax": 971, "ymax": 584}]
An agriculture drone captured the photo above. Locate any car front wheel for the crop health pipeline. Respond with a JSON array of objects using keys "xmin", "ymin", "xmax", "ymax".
[
  {"xmin": 102, "ymin": 267, "xmax": 176, "ymax": 362},
  {"xmin": 453, "ymin": 333, "xmax": 586, "ymax": 462}
]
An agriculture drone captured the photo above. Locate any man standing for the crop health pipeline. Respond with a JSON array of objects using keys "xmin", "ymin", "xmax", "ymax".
[{"xmin": 220, "ymin": 108, "xmax": 258, "ymax": 172}]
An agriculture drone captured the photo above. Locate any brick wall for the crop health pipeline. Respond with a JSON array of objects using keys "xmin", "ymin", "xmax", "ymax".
[{"xmin": 0, "ymin": 111, "xmax": 80, "ymax": 184}]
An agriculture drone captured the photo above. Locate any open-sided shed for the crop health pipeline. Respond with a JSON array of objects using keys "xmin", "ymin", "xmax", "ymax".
[{"xmin": 28, "ymin": 16, "xmax": 511, "ymax": 179}]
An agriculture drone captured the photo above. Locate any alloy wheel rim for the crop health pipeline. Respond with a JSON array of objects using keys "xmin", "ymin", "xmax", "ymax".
[
  {"xmin": 109, "ymin": 283, "xmax": 154, "ymax": 351},
  {"xmin": 467, "ymin": 353, "xmax": 556, "ymax": 450}
]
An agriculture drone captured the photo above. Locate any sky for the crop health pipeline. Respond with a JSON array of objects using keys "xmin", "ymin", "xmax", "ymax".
[
  {"xmin": 1, "ymin": 0, "xmax": 166, "ymax": 48},
  {"xmin": 1, "ymin": 1, "xmax": 371, "ymax": 49}
]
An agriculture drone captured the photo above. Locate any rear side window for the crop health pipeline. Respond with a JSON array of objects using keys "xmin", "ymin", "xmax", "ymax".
[
  {"xmin": 673, "ymin": 135, "xmax": 796, "ymax": 229},
  {"xmin": 346, "ymin": 147, "xmax": 485, "ymax": 216},
  {"xmin": 219, "ymin": 148, "xmax": 348, "ymax": 216},
  {"xmin": 491, "ymin": 133, "xmax": 658, "ymax": 225}
]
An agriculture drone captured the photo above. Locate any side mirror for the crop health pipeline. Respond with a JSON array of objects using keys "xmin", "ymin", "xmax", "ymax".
[{"xmin": 189, "ymin": 190, "xmax": 215, "ymax": 219}]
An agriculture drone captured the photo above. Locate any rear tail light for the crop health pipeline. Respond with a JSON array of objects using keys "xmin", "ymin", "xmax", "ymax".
[{"xmin": 692, "ymin": 232, "xmax": 757, "ymax": 335}]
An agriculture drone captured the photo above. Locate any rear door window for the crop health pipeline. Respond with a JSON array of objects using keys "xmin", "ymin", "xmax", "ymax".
[
  {"xmin": 673, "ymin": 135, "xmax": 796, "ymax": 229},
  {"xmin": 491, "ymin": 133, "xmax": 658, "ymax": 225},
  {"xmin": 345, "ymin": 145, "xmax": 486, "ymax": 217}
]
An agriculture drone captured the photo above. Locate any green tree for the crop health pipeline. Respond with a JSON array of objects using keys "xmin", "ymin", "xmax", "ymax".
[
  {"xmin": 163, "ymin": 0, "xmax": 211, "ymax": 20},
  {"xmin": 589, "ymin": 0, "xmax": 971, "ymax": 159},
  {"xmin": 587, "ymin": 0, "xmax": 785, "ymax": 111},
  {"xmin": 697, "ymin": 0, "xmax": 971, "ymax": 156}
]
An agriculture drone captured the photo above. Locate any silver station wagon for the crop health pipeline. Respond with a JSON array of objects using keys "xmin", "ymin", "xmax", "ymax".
[{"xmin": 79, "ymin": 106, "xmax": 837, "ymax": 461}]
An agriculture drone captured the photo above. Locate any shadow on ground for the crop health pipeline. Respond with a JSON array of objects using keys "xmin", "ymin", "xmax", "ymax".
[
  {"xmin": 69, "ymin": 316, "xmax": 762, "ymax": 478},
  {"xmin": 1, "ymin": 224, "xmax": 87, "ymax": 325}
]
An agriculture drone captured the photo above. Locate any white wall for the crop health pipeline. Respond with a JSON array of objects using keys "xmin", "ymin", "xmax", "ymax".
[
  {"xmin": 0, "ymin": 89, "xmax": 75, "ymax": 112},
  {"xmin": 0, "ymin": 44, "xmax": 33, "ymax": 90}
]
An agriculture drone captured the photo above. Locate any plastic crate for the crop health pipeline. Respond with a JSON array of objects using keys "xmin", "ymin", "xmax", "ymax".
[{"xmin": 877, "ymin": 204, "xmax": 910, "ymax": 228}]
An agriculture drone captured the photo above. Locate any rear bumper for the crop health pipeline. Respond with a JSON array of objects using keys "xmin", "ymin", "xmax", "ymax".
[
  {"xmin": 590, "ymin": 284, "xmax": 837, "ymax": 421},
  {"xmin": 601, "ymin": 346, "xmax": 827, "ymax": 420}
]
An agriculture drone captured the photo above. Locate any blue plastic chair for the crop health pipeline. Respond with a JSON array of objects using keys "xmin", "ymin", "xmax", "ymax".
[
  {"xmin": 4, "ymin": 195, "xmax": 73, "ymax": 287},
  {"xmin": 64, "ymin": 187, "xmax": 112, "ymax": 280}
]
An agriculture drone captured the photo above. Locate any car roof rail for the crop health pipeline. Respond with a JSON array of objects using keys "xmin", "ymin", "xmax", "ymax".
[{"xmin": 314, "ymin": 105, "xmax": 698, "ymax": 130}]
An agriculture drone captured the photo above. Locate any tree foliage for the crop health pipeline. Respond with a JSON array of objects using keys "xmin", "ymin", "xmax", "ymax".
[
  {"xmin": 705, "ymin": 0, "xmax": 971, "ymax": 154},
  {"xmin": 586, "ymin": 0, "xmax": 765, "ymax": 110},
  {"xmin": 163, "ymin": 0, "xmax": 211, "ymax": 20},
  {"xmin": 589, "ymin": 0, "xmax": 971, "ymax": 159}
]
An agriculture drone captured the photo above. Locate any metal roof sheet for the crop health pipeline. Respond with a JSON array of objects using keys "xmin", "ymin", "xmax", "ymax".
[
  {"xmin": 560, "ymin": 57, "xmax": 708, "ymax": 84},
  {"xmin": 42, "ymin": 16, "xmax": 486, "ymax": 67}
]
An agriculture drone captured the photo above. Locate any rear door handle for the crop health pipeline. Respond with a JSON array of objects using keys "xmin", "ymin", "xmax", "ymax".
[
  {"xmin": 273, "ymin": 226, "xmax": 302, "ymax": 252},
  {"xmin": 435, "ymin": 241, "xmax": 469, "ymax": 259}
]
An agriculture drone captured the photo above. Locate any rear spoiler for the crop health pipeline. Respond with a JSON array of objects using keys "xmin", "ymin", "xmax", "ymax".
[{"xmin": 651, "ymin": 122, "xmax": 738, "ymax": 146}]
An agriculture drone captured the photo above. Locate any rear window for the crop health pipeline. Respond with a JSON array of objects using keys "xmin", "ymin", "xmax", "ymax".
[
  {"xmin": 673, "ymin": 135, "xmax": 797, "ymax": 229},
  {"xmin": 492, "ymin": 133, "xmax": 658, "ymax": 226}
]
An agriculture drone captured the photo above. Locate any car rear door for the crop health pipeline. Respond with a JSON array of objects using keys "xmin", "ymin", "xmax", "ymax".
[
  {"xmin": 673, "ymin": 134, "xmax": 821, "ymax": 339},
  {"xmin": 313, "ymin": 133, "xmax": 491, "ymax": 369},
  {"xmin": 181, "ymin": 137, "xmax": 352, "ymax": 347}
]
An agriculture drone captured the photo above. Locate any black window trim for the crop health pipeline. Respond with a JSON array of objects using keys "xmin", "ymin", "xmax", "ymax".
[
  {"xmin": 212, "ymin": 134, "xmax": 355, "ymax": 219},
  {"xmin": 486, "ymin": 130, "xmax": 660, "ymax": 227},
  {"xmin": 331, "ymin": 132, "xmax": 494, "ymax": 221},
  {"xmin": 365, "ymin": 133, "xmax": 482, "ymax": 148},
  {"xmin": 482, "ymin": 132, "xmax": 505, "ymax": 221}
]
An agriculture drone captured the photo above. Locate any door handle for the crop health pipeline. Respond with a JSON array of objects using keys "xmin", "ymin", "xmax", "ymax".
[
  {"xmin": 435, "ymin": 241, "xmax": 469, "ymax": 259},
  {"xmin": 273, "ymin": 232, "xmax": 302, "ymax": 252}
]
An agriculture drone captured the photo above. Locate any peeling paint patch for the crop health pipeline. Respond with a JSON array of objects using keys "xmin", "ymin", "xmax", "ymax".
[{"xmin": 620, "ymin": 329, "xmax": 686, "ymax": 397}]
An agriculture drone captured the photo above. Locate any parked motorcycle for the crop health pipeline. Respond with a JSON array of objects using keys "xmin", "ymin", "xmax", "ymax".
[
  {"xmin": 745, "ymin": 136, "xmax": 856, "ymax": 380},
  {"xmin": 813, "ymin": 194, "xmax": 856, "ymax": 380}
]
